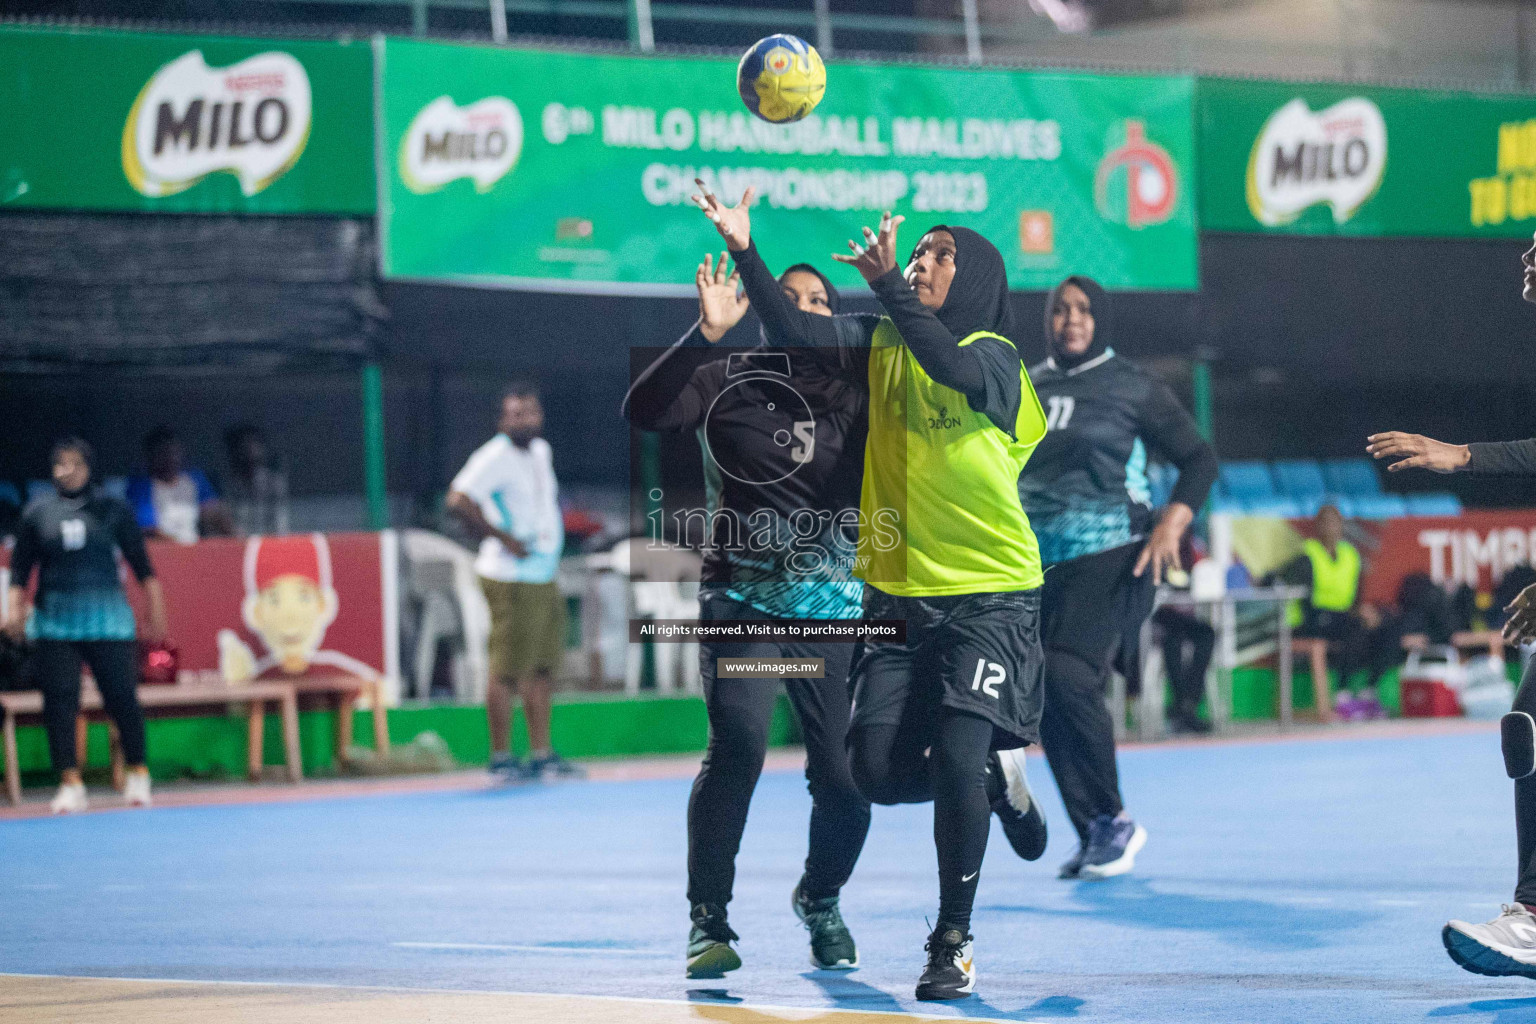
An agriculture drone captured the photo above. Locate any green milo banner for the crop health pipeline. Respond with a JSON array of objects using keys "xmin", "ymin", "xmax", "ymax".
[
  {"xmin": 0, "ymin": 25, "xmax": 373, "ymax": 214},
  {"xmin": 1199, "ymin": 78, "xmax": 1536, "ymax": 237},
  {"xmin": 378, "ymin": 38, "xmax": 1197, "ymax": 293}
]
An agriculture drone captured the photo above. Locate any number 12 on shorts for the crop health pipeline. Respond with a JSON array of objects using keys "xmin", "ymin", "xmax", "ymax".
[{"xmin": 971, "ymin": 658, "xmax": 1005, "ymax": 698}]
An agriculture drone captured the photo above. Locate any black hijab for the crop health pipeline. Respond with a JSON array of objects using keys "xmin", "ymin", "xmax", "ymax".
[
  {"xmin": 912, "ymin": 225, "xmax": 1016, "ymax": 341},
  {"xmin": 1044, "ymin": 274, "xmax": 1112, "ymax": 370},
  {"xmin": 758, "ymin": 263, "xmax": 841, "ymax": 349}
]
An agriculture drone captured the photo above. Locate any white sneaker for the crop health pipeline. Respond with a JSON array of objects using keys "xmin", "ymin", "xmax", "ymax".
[
  {"xmin": 123, "ymin": 772, "xmax": 152, "ymax": 808},
  {"xmin": 1444, "ymin": 904, "xmax": 1536, "ymax": 978},
  {"xmin": 50, "ymin": 781, "xmax": 88, "ymax": 815}
]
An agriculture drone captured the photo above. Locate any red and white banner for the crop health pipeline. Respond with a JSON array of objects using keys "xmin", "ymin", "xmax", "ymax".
[
  {"xmin": 1354, "ymin": 511, "xmax": 1536, "ymax": 606},
  {"xmin": 2, "ymin": 532, "xmax": 399, "ymax": 694}
]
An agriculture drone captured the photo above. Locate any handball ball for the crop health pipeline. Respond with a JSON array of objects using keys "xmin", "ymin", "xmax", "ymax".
[{"xmin": 737, "ymin": 34, "xmax": 826, "ymax": 124}]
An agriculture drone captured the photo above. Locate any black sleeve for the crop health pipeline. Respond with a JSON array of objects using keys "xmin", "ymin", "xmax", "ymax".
[
  {"xmin": 111, "ymin": 500, "xmax": 155, "ymax": 582},
  {"xmin": 8, "ymin": 511, "xmax": 39, "ymax": 589},
  {"xmin": 1138, "ymin": 378, "xmax": 1218, "ymax": 510},
  {"xmin": 621, "ymin": 322, "xmax": 718, "ymax": 432},
  {"xmin": 1467, "ymin": 439, "xmax": 1536, "ymax": 476},
  {"xmin": 866, "ymin": 268, "xmax": 1022, "ymax": 434},
  {"xmin": 732, "ymin": 242, "xmax": 875, "ymax": 383}
]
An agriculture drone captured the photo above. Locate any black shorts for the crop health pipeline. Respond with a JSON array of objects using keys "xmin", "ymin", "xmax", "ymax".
[{"xmin": 848, "ymin": 586, "xmax": 1044, "ymax": 748}]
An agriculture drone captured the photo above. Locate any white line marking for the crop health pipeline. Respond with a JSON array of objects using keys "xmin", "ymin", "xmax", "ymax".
[
  {"xmin": 0, "ymin": 973, "xmax": 1024, "ymax": 1022},
  {"xmin": 393, "ymin": 942, "xmax": 669, "ymax": 957}
]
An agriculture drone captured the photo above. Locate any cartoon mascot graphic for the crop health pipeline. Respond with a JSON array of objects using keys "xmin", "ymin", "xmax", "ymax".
[{"xmin": 219, "ymin": 534, "xmax": 380, "ymax": 683}]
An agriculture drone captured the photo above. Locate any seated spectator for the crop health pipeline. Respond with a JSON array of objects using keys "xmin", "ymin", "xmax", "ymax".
[
  {"xmin": 1265, "ymin": 503, "xmax": 1388, "ymax": 719},
  {"xmin": 223, "ymin": 423, "xmax": 290, "ymax": 537},
  {"xmin": 1151, "ymin": 532, "xmax": 1215, "ymax": 735},
  {"xmin": 126, "ymin": 426, "xmax": 231, "ymax": 543}
]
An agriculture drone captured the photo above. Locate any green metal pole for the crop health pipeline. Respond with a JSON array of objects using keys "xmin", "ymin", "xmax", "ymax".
[
  {"xmin": 640, "ymin": 431, "xmax": 663, "ymax": 530},
  {"xmin": 1191, "ymin": 359, "xmax": 1213, "ymax": 443},
  {"xmin": 363, "ymin": 361, "xmax": 389, "ymax": 530}
]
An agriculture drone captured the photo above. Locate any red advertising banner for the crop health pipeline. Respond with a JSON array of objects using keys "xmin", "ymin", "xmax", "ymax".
[
  {"xmin": 2, "ymin": 532, "xmax": 394, "ymax": 686},
  {"xmin": 1354, "ymin": 510, "xmax": 1536, "ymax": 606}
]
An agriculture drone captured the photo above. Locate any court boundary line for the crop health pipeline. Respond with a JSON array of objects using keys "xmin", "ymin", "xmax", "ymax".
[{"xmin": 0, "ymin": 972, "xmax": 1033, "ymax": 1022}]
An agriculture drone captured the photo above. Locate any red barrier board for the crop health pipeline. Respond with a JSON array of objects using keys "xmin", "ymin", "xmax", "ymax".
[
  {"xmin": 2, "ymin": 532, "xmax": 389, "ymax": 684},
  {"xmin": 1354, "ymin": 511, "xmax": 1536, "ymax": 605}
]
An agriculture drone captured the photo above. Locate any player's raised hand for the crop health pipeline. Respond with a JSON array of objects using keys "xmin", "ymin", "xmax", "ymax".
[
  {"xmin": 1506, "ymin": 583, "xmax": 1536, "ymax": 644},
  {"xmin": 692, "ymin": 181, "xmax": 754, "ymax": 253},
  {"xmin": 1367, "ymin": 431, "xmax": 1471, "ymax": 473},
  {"xmin": 697, "ymin": 251, "xmax": 749, "ymax": 343},
  {"xmin": 832, "ymin": 212, "xmax": 906, "ymax": 284}
]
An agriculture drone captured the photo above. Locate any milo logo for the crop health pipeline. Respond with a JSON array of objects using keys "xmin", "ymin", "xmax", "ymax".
[
  {"xmin": 122, "ymin": 50, "xmax": 312, "ymax": 197},
  {"xmin": 1246, "ymin": 97, "xmax": 1386, "ymax": 226},
  {"xmin": 400, "ymin": 96, "xmax": 523, "ymax": 194}
]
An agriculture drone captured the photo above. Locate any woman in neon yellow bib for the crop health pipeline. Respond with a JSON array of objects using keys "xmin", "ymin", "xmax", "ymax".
[{"xmin": 694, "ymin": 184, "xmax": 1050, "ymax": 1002}]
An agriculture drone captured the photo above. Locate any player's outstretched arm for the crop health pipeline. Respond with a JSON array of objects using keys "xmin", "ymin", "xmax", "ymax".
[
  {"xmin": 1366, "ymin": 432, "xmax": 1471, "ymax": 473},
  {"xmin": 622, "ymin": 253, "xmax": 743, "ymax": 431}
]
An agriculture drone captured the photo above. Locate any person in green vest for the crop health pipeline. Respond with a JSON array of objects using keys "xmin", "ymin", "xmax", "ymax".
[
  {"xmin": 1268, "ymin": 503, "xmax": 1381, "ymax": 719},
  {"xmin": 692, "ymin": 183, "xmax": 1049, "ymax": 1002}
]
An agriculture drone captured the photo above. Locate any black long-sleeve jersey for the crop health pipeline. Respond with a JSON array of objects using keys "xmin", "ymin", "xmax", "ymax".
[
  {"xmin": 11, "ymin": 490, "xmax": 154, "ymax": 596},
  {"xmin": 623, "ymin": 323, "xmax": 867, "ymax": 620},
  {"xmin": 1019, "ymin": 351, "xmax": 1217, "ymax": 566},
  {"xmin": 1469, "ymin": 439, "xmax": 1536, "ymax": 475}
]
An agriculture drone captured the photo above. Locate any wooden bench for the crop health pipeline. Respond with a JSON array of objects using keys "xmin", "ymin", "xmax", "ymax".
[
  {"xmin": 1, "ymin": 681, "xmax": 301, "ymax": 805},
  {"xmin": 284, "ymin": 675, "xmax": 392, "ymax": 760}
]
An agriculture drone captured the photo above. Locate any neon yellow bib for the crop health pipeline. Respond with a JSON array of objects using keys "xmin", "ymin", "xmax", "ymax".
[
  {"xmin": 857, "ymin": 317, "xmax": 1047, "ymax": 597},
  {"xmin": 1305, "ymin": 538, "xmax": 1359, "ymax": 612}
]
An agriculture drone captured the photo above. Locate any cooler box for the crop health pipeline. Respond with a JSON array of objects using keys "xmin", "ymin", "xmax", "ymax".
[
  {"xmin": 1399, "ymin": 646, "xmax": 1466, "ymax": 718},
  {"xmin": 1399, "ymin": 679, "xmax": 1463, "ymax": 717}
]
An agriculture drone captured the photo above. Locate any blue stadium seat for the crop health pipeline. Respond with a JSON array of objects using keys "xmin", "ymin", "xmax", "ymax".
[
  {"xmin": 1146, "ymin": 462, "xmax": 1179, "ymax": 509},
  {"xmin": 1271, "ymin": 459, "xmax": 1328, "ymax": 502},
  {"xmin": 1404, "ymin": 493, "xmax": 1463, "ymax": 517},
  {"xmin": 100, "ymin": 475, "xmax": 128, "ymax": 500},
  {"xmin": 1241, "ymin": 496, "xmax": 1304, "ymax": 518},
  {"xmin": 1348, "ymin": 494, "xmax": 1409, "ymax": 519},
  {"xmin": 1208, "ymin": 493, "xmax": 1246, "ymax": 515},
  {"xmin": 1321, "ymin": 458, "xmax": 1383, "ymax": 496},
  {"xmin": 0, "ymin": 481, "xmax": 19, "ymax": 508},
  {"xmin": 1219, "ymin": 462, "xmax": 1277, "ymax": 502},
  {"xmin": 25, "ymin": 480, "xmax": 56, "ymax": 506}
]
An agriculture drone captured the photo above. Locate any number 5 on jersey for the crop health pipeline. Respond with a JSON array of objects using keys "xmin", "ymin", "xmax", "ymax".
[{"xmin": 971, "ymin": 658, "xmax": 1005, "ymax": 698}]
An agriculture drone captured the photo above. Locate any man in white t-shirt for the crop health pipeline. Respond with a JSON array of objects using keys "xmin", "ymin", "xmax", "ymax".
[{"xmin": 447, "ymin": 382, "xmax": 580, "ymax": 781}]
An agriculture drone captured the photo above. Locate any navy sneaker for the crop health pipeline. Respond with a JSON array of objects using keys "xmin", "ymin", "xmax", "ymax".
[
  {"xmin": 527, "ymin": 752, "xmax": 587, "ymax": 780},
  {"xmin": 488, "ymin": 752, "xmax": 527, "ymax": 780},
  {"xmin": 986, "ymin": 748, "xmax": 1048, "ymax": 861},
  {"xmin": 1078, "ymin": 813, "xmax": 1147, "ymax": 880},
  {"xmin": 686, "ymin": 903, "xmax": 742, "ymax": 979},
  {"xmin": 1058, "ymin": 845, "xmax": 1086, "ymax": 880}
]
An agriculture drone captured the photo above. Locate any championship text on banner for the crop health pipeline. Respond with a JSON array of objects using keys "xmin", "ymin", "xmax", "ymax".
[
  {"xmin": 378, "ymin": 37, "xmax": 1198, "ymax": 292},
  {"xmin": 630, "ymin": 619, "xmax": 906, "ymax": 643},
  {"xmin": 0, "ymin": 25, "xmax": 374, "ymax": 214},
  {"xmin": 1199, "ymin": 77, "xmax": 1536, "ymax": 238}
]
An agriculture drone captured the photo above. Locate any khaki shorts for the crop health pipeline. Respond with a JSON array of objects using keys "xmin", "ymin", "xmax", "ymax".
[{"xmin": 480, "ymin": 578, "xmax": 566, "ymax": 679}]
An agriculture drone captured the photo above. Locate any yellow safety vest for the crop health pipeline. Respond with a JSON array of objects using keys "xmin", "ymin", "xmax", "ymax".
[
  {"xmin": 1304, "ymin": 538, "xmax": 1360, "ymax": 612},
  {"xmin": 857, "ymin": 318, "xmax": 1048, "ymax": 597}
]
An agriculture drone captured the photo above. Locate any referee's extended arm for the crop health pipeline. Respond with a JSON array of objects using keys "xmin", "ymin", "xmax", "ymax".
[{"xmin": 1368, "ymin": 432, "xmax": 1536, "ymax": 475}]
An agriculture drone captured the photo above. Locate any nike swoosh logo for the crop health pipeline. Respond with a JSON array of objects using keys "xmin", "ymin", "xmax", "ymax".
[
  {"xmin": 960, "ymin": 959, "xmax": 973, "ymax": 972},
  {"xmin": 961, "ymin": 871, "xmax": 978, "ymax": 882}
]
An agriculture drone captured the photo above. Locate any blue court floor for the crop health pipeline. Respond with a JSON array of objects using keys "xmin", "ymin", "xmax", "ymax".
[{"xmin": 5, "ymin": 726, "xmax": 1536, "ymax": 1023}]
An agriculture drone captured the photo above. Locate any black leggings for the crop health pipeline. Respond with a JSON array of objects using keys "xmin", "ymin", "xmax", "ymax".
[
  {"xmin": 850, "ymin": 710, "xmax": 994, "ymax": 933},
  {"xmin": 35, "ymin": 639, "xmax": 145, "ymax": 772},
  {"xmin": 1512, "ymin": 657, "xmax": 1536, "ymax": 905},
  {"xmin": 686, "ymin": 607, "xmax": 871, "ymax": 908}
]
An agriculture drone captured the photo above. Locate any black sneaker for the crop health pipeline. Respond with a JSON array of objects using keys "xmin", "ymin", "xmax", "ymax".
[
  {"xmin": 792, "ymin": 878, "xmax": 858, "ymax": 970},
  {"xmin": 1168, "ymin": 708, "xmax": 1213, "ymax": 735},
  {"xmin": 1078, "ymin": 813, "xmax": 1147, "ymax": 880},
  {"xmin": 915, "ymin": 924, "xmax": 976, "ymax": 1001},
  {"xmin": 986, "ymin": 748, "xmax": 1047, "ymax": 861},
  {"xmin": 686, "ymin": 904, "xmax": 742, "ymax": 979}
]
